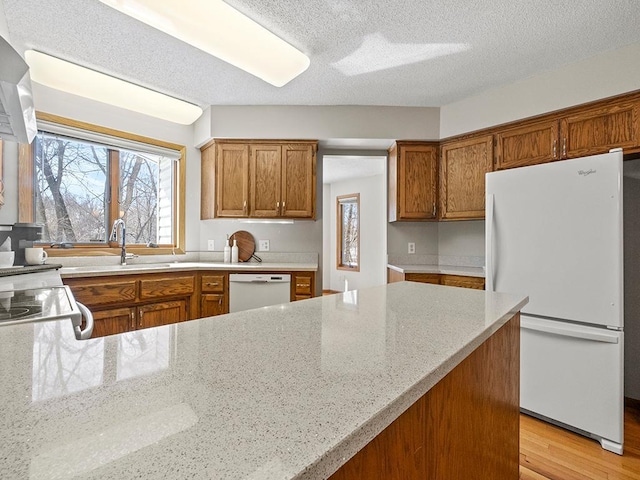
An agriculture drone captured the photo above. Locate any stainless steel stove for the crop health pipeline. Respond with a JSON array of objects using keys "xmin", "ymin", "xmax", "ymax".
[{"xmin": 0, "ymin": 270, "xmax": 94, "ymax": 339}]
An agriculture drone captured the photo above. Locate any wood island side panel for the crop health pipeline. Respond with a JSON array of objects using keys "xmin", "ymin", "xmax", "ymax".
[{"xmin": 329, "ymin": 313, "xmax": 520, "ymax": 480}]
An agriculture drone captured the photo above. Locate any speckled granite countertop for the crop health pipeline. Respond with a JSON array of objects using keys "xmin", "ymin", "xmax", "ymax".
[
  {"xmin": 387, "ymin": 263, "xmax": 485, "ymax": 278},
  {"xmin": 0, "ymin": 282, "xmax": 526, "ymax": 479},
  {"xmin": 60, "ymin": 261, "xmax": 318, "ymax": 278}
]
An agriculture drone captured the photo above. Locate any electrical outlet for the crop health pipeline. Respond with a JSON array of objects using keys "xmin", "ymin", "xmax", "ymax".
[
  {"xmin": 207, "ymin": 239, "xmax": 215, "ymax": 251},
  {"xmin": 259, "ymin": 240, "xmax": 270, "ymax": 251},
  {"xmin": 408, "ymin": 242, "xmax": 416, "ymax": 254}
]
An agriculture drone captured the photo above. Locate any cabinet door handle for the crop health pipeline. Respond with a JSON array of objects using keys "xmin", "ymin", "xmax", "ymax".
[
  {"xmin": 243, "ymin": 200, "xmax": 247, "ymax": 213},
  {"xmin": 553, "ymin": 139, "xmax": 557, "ymax": 159},
  {"xmin": 130, "ymin": 311, "xmax": 135, "ymax": 329},
  {"xmin": 562, "ymin": 137, "xmax": 567, "ymax": 157},
  {"xmin": 218, "ymin": 296, "xmax": 222, "ymax": 307},
  {"xmin": 432, "ymin": 204, "xmax": 436, "ymax": 217}
]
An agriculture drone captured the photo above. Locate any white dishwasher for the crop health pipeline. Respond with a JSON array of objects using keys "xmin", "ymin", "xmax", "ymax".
[{"xmin": 228, "ymin": 274, "xmax": 291, "ymax": 313}]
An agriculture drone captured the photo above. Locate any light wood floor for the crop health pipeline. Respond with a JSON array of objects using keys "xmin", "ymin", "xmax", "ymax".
[{"xmin": 519, "ymin": 405, "xmax": 640, "ymax": 479}]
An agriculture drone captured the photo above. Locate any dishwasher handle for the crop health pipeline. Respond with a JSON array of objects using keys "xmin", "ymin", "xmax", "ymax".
[{"xmin": 229, "ymin": 274, "xmax": 291, "ymax": 283}]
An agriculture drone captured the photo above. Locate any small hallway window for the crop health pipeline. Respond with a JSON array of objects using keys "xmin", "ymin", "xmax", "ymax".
[{"xmin": 337, "ymin": 193, "xmax": 359, "ymax": 271}]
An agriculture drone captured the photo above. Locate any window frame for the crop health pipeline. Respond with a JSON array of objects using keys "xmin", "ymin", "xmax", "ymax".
[
  {"xmin": 336, "ymin": 193, "xmax": 360, "ymax": 272},
  {"xmin": 18, "ymin": 112, "xmax": 186, "ymax": 256}
]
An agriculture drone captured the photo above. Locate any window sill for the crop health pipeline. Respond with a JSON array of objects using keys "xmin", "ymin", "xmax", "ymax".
[{"xmin": 41, "ymin": 246, "xmax": 184, "ymax": 257}]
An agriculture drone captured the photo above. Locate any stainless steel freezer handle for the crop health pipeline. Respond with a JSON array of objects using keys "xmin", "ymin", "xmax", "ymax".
[
  {"xmin": 521, "ymin": 316, "xmax": 619, "ymax": 344},
  {"xmin": 73, "ymin": 302, "xmax": 94, "ymax": 340}
]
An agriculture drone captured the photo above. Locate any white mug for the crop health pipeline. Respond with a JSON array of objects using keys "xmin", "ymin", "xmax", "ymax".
[{"xmin": 25, "ymin": 247, "xmax": 48, "ymax": 265}]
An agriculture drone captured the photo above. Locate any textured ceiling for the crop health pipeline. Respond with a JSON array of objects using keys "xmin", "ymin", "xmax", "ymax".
[
  {"xmin": 323, "ymin": 155, "xmax": 385, "ymax": 184},
  {"xmin": 2, "ymin": 0, "xmax": 640, "ymax": 110}
]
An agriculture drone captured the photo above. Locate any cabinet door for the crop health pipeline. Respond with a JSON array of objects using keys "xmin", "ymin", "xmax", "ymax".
[
  {"xmin": 440, "ymin": 275, "xmax": 485, "ymax": 290},
  {"xmin": 91, "ymin": 307, "xmax": 135, "ymax": 338},
  {"xmin": 216, "ymin": 143, "xmax": 249, "ymax": 217},
  {"xmin": 440, "ymin": 135, "xmax": 493, "ymax": 220},
  {"xmin": 389, "ymin": 143, "xmax": 438, "ymax": 221},
  {"xmin": 138, "ymin": 300, "xmax": 187, "ymax": 329},
  {"xmin": 405, "ymin": 273, "xmax": 441, "ymax": 285},
  {"xmin": 292, "ymin": 272, "xmax": 315, "ymax": 301},
  {"xmin": 250, "ymin": 144, "xmax": 282, "ymax": 217},
  {"xmin": 281, "ymin": 144, "xmax": 315, "ymax": 218},
  {"xmin": 201, "ymin": 294, "xmax": 227, "ymax": 317},
  {"xmin": 560, "ymin": 100, "xmax": 640, "ymax": 158},
  {"xmin": 495, "ymin": 120, "xmax": 559, "ymax": 170}
]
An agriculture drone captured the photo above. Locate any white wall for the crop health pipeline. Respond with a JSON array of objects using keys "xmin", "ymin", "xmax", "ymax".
[
  {"xmin": 624, "ymin": 167, "xmax": 640, "ymax": 400},
  {"xmin": 438, "ymin": 220, "xmax": 485, "ymax": 260},
  {"xmin": 326, "ymin": 173, "xmax": 386, "ymax": 292},
  {"xmin": 441, "ymin": 41, "xmax": 640, "ymax": 138},
  {"xmin": 322, "ymin": 183, "xmax": 331, "ymax": 289},
  {"xmin": 195, "ymin": 105, "xmax": 441, "ymax": 146},
  {"xmin": 387, "ymin": 222, "xmax": 438, "ymax": 257}
]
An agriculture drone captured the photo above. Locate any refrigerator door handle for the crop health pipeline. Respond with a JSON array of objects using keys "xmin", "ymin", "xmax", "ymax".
[
  {"xmin": 485, "ymin": 194, "xmax": 495, "ymax": 292},
  {"xmin": 521, "ymin": 316, "xmax": 619, "ymax": 344}
]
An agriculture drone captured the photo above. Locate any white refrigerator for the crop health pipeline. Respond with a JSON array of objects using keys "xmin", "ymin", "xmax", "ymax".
[{"xmin": 485, "ymin": 150, "xmax": 624, "ymax": 454}]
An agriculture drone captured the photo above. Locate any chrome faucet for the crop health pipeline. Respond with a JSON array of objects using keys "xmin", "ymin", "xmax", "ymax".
[{"xmin": 110, "ymin": 218, "xmax": 127, "ymax": 265}]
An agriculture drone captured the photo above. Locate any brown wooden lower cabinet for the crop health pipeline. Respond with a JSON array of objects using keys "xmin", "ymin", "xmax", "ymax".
[
  {"xmin": 440, "ymin": 274, "xmax": 485, "ymax": 290},
  {"xmin": 292, "ymin": 272, "xmax": 315, "ymax": 301},
  {"xmin": 387, "ymin": 268, "xmax": 485, "ymax": 290},
  {"xmin": 67, "ymin": 269, "xmax": 316, "ymax": 337},
  {"xmin": 66, "ymin": 272, "xmax": 195, "ymax": 339},
  {"xmin": 329, "ymin": 313, "xmax": 520, "ymax": 480},
  {"xmin": 200, "ymin": 294, "xmax": 226, "ymax": 318},
  {"xmin": 91, "ymin": 307, "xmax": 135, "ymax": 338},
  {"xmin": 138, "ymin": 300, "xmax": 187, "ymax": 329}
]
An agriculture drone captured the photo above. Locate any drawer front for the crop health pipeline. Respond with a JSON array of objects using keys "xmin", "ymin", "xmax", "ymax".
[
  {"xmin": 69, "ymin": 281, "xmax": 137, "ymax": 306},
  {"xmin": 294, "ymin": 275, "xmax": 312, "ymax": 295},
  {"xmin": 201, "ymin": 274, "xmax": 225, "ymax": 293},
  {"xmin": 405, "ymin": 273, "xmax": 441, "ymax": 285},
  {"xmin": 140, "ymin": 276, "xmax": 195, "ymax": 300},
  {"xmin": 440, "ymin": 275, "xmax": 485, "ymax": 290}
]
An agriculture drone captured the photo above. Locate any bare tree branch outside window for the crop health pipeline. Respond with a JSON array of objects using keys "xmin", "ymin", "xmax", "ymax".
[
  {"xmin": 337, "ymin": 193, "xmax": 360, "ymax": 271},
  {"xmin": 34, "ymin": 132, "xmax": 174, "ymax": 245}
]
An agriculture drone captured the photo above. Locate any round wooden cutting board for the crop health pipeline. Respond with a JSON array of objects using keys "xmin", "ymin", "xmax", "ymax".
[{"xmin": 229, "ymin": 230, "xmax": 255, "ymax": 262}]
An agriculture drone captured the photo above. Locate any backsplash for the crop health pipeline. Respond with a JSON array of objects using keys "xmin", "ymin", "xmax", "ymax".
[{"xmin": 51, "ymin": 251, "xmax": 318, "ymax": 267}]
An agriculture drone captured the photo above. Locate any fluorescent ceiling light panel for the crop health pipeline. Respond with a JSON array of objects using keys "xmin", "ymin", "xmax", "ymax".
[
  {"xmin": 24, "ymin": 50, "xmax": 202, "ymax": 125},
  {"xmin": 98, "ymin": 0, "xmax": 310, "ymax": 87}
]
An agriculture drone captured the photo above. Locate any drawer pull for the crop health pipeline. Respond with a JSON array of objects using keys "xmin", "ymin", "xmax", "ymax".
[
  {"xmin": 296, "ymin": 283, "xmax": 308, "ymax": 287},
  {"xmin": 206, "ymin": 282, "xmax": 219, "ymax": 287}
]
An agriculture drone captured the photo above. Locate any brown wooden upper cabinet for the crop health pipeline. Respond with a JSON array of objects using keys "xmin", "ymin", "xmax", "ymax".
[
  {"xmin": 494, "ymin": 119, "xmax": 559, "ymax": 170},
  {"xmin": 559, "ymin": 99, "xmax": 640, "ymax": 159},
  {"xmin": 388, "ymin": 141, "xmax": 438, "ymax": 222},
  {"xmin": 201, "ymin": 139, "xmax": 317, "ymax": 220},
  {"xmin": 440, "ymin": 134, "xmax": 493, "ymax": 220},
  {"xmin": 216, "ymin": 143, "xmax": 250, "ymax": 217}
]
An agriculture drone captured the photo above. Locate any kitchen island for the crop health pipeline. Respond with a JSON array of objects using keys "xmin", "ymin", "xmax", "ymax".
[{"xmin": 0, "ymin": 281, "xmax": 527, "ymax": 479}]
